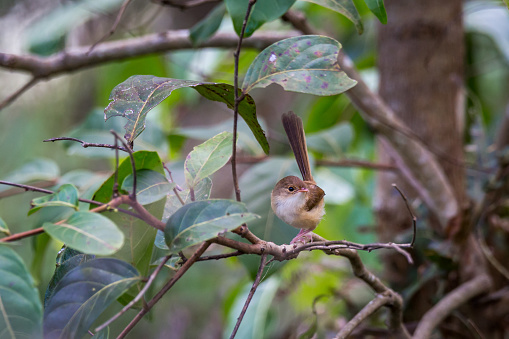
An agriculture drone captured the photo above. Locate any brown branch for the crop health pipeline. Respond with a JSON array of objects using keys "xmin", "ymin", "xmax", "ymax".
[
  {"xmin": 117, "ymin": 241, "xmax": 211, "ymax": 338},
  {"xmin": 44, "ymin": 137, "xmax": 129, "ymax": 153},
  {"xmin": 413, "ymin": 274, "xmax": 492, "ymax": 339},
  {"xmin": 152, "ymin": 0, "xmax": 220, "ymax": 9},
  {"xmin": 336, "ymin": 292, "xmax": 405, "ymax": 339},
  {"xmin": 230, "ymin": 253, "xmax": 268, "ymax": 339},
  {"xmin": 197, "ymin": 250, "xmax": 244, "ymax": 261},
  {"xmin": 0, "ymin": 180, "xmax": 58, "ymax": 199},
  {"xmin": 0, "ymin": 31, "xmax": 298, "ymax": 79}
]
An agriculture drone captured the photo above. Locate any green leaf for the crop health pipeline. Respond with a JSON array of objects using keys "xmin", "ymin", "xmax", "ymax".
[
  {"xmin": 0, "ymin": 216, "xmax": 9, "ymax": 236},
  {"xmin": 225, "ymin": 0, "xmax": 296, "ymax": 38},
  {"xmin": 364, "ymin": 0, "xmax": 387, "ymax": 24},
  {"xmin": 185, "ymin": 132, "xmax": 233, "ymax": 189},
  {"xmin": 242, "ymin": 35, "xmax": 357, "ymax": 96},
  {"xmin": 44, "ymin": 247, "xmax": 95, "ymax": 308},
  {"xmin": 306, "ymin": 122, "xmax": 353, "ymax": 157},
  {"xmin": 0, "ymin": 158, "xmax": 59, "ymax": 192},
  {"xmin": 92, "ymin": 151, "xmax": 164, "ymax": 276},
  {"xmin": 224, "ymin": 276, "xmax": 280, "ymax": 339},
  {"xmin": 43, "ymin": 258, "xmax": 141, "ymax": 339},
  {"xmin": 0, "ymin": 245, "xmax": 42, "ymax": 338},
  {"xmin": 106, "ymin": 76, "xmax": 269, "ymax": 154},
  {"xmin": 29, "ymin": 184, "xmax": 79, "ymax": 216},
  {"xmin": 43, "ymin": 212, "xmax": 124, "ymax": 255},
  {"xmin": 122, "ymin": 169, "xmax": 175, "ymax": 205},
  {"xmin": 164, "ymin": 199, "xmax": 259, "ymax": 253},
  {"xmin": 302, "ymin": 0, "xmax": 363, "ymax": 33},
  {"xmin": 190, "ymin": 3, "xmax": 226, "ymax": 45}
]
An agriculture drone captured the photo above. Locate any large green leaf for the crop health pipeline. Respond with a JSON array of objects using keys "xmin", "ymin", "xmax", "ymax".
[
  {"xmin": 105, "ymin": 76, "xmax": 269, "ymax": 154},
  {"xmin": 185, "ymin": 132, "xmax": 233, "ymax": 189},
  {"xmin": 0, "ymin": 216, "xmax": 9, "ymax": 236},
  {"xmin": 43, "ymin": 212, "xmax": 124, "ymax": 255},
  {"xmin": 92, "ymin": 151, "xmax": 164, "ymax": 276},
  {"xmin": 0, "ymin": 158, "xmax": 59, "ymax": 192},
  {"xmin": 302, "ymin": 0, "xmax": 363, "ymax": 33},
  {"xmin": 43, "ymin": 258, "xmax": 141, "ymax": 339},
  {"xmin": 29, "ymin": 184, "xmax": 79, "ymax": 216},
  {"xmin": 242, "ymin": 35, "xmax": 357, "ymax": 96},
  {"xmin": 364, "ymin": 0, "xmax": 387, "ymax": 24},
  {"xmin": 190, "ymin": 3, "xmax": 226, "ymax": 45},
  {"xmin": 0, "ymin": 245, "xmax": 42, "ymax": 339},
  {"xmin": 122, "ymin": 169, "xmax": 175, "ymax": 205},
  {"xmin": 224, "ymin": 276, "xmax": 280, "ymax": 339},
  {"xmin": 44, "ymin": 247, "xmax": 95, "ymax": 308},
  {"xmin": 225, "ymin": 0, "xmax": 296, "ymax": 38},
  {"xmin": 164, "ymin": 199, "xmax": 259, "ymax": 253}
]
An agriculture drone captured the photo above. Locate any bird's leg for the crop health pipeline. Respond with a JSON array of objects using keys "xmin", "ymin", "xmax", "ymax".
[{"xmin": 290, "ymin": 229, "xmax": 313, "ymax": 244}]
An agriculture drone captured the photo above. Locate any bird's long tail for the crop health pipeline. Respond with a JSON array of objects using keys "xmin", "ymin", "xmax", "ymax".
[{"xmin": 282, "ymin": 111, "xmax": 313, "ymax": 182}]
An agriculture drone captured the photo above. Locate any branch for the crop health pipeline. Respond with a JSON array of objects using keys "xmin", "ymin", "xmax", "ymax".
[
  {"xmin": 0, "ymin": 30, "xmax": 298, "ymax": 79},
  {"xmin": 230, "ymin": 253, "xmax": 268, "ymax": 339},
  {"xmin": 44, "ymin": 137, "xmax": 129, "ymax": 153},
  {"xmin": 117, "ymin": 241, "xmax": 211, "ymax": 338},
  {"xmin": 335, "ymin": 292, "xmax": 404, "ymax": 339},
  {"xmin": 0, "ymin": 77, "xmax": 39, "ymax": 111},
  {"xmin": 413, "ymin": 274, "xmax": 492, "ymax": 339}
]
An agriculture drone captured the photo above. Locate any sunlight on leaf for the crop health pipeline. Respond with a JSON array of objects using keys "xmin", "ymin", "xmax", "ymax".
[
  {"xmin": 164, "ymin": 199, "xmax": 259, "ymax": 253},
  {"xmin": 43, "ymin": 212, "xmax": 124, "ymax": 255},
  {"xmin": 122, "ymin": 169, "xmax": 175, "ymax": 205},
  {"xmin": 302, "ymin": 0, "xmax": 363, "ymax": 33},
  {"xmin": 242, "ymin": 35, "xmax": 357, "ymax": 96},
  {"xmin": 0, "ymin": 245, "xmax": 42, "ymax": 338},
  {"xmin": 43, "ymin": 258, "xmax": 140, "ymax": 339},
  {"xmin": 185, "ymin": 132, "xmax": 233, "ymax": 189},
  {"xmin": 29, "ymin": 184, "xmax": 79, "ymax": 216}
]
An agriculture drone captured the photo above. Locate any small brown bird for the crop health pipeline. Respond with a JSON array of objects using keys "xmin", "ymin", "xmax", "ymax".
[{"xmin": 271, "ymin": 111, "xmax": 325, "ymax": 244}]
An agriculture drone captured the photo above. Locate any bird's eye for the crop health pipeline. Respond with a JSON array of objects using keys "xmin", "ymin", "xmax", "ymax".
[{"xmin": 288, "ymin": 186, "xmax": 295, "ymax": 192}]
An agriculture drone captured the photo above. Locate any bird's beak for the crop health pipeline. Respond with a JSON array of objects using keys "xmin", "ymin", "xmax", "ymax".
[{"xmin": 297, "ymin": 187, "xmax": 308, "ymax": 193}]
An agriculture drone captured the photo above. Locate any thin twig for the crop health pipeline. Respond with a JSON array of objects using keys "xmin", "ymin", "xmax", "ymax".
[
  {"xmin": 153, "ymin": 0, "xmax": 220, "ymax": 9},
  {"xmin": 230, "ymin": 253, "xmax": 268, "ymax": 339},
  {"xmin": 392, "ymin": 183, "xmax": 418, "ymax": 247},
  {"xmin": 113, "ymin": 136, "xmax": 120, "ymax": 197},
  {"xmin": 111, "ymin": 131, "xmax": 137, "ymax": 201},
  {"xmin": 43, "ymin": 137, "xmax": 129, "ymax": 153},
  {"xmin": 117, "ymin": 241, "xmax": 211, "ymax": 338},
  {"xmin": 231, "ymin": 0, "xmax": 257, "ymax": 202},
  {"xmin": 95, "ymin": 254, "xmax": 172, "ymax": 332},
  {"xmin": 87, "ymin": 0, "xmax": 133, "ymax": 54},
  {"xmin": 0, "ymin": 77, "xmax": 39, "ymax": 111},
  {"xmin": 163, "ymin": 163, "xmax": 185, "ymax": 205}
]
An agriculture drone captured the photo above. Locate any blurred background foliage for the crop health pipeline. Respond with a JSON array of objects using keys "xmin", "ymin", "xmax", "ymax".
[{"xmin": 1, "ymin": 0, "xmax": 509, "ymax": 337}]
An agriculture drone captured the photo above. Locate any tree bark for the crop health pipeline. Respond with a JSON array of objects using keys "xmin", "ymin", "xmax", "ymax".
[{"xmin": 375, "ymin": 0, "xmax": 467, "ymax": 320}]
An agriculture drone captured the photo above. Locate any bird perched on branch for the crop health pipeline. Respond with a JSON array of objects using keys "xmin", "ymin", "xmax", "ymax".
[{"xmin": 271, "ymin": 111, "xmax": 325, "ymax": 244}]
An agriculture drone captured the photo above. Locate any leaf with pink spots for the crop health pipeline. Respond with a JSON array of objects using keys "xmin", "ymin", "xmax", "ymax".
[{"xmin": 242, "ymin": 35, "xmax": 357, "ymax": 96}]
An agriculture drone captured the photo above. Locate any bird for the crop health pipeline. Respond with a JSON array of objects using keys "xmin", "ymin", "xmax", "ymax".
[{"xmin": 271, "ymin": 111, "xmax": 325, "ymax": 244}]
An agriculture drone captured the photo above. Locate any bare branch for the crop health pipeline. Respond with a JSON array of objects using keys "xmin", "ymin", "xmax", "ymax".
[
  {"xmin": 163, "ymin": 163, "xmax": 185, "ymax": 205},
  {"xmin": 413, "ymin": 274, "xmax": 492, "ymax": 339},
  {"xmin": 230, "ymin": 253, "xmax": 268, "ymax": 339},
  {"xmin": 392, "ymin": 184, "xmax": 417, "ymax": 247},
  {"xmin": 111, "ymin": 131, "xmax": 137, "ymax": 201},
  {"xmin": 117, "ymin": 241, "xmax": 211, "ymax": 338},
  {"xmin": 0, "ymin": 31, "xmax": 298, "ymax": 78},
  {"xmin": 197, "ymin": 250, "xmax": 244, "ymax": 261},
  {"xmin": 44, "ymin": 137, "xmax": 129, "ymax": 153}
]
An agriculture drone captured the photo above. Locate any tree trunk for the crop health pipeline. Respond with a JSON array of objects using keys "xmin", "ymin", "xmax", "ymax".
[{"xmin": 375, "ymin": 0, "xmax": 466, "ymax": 320}]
